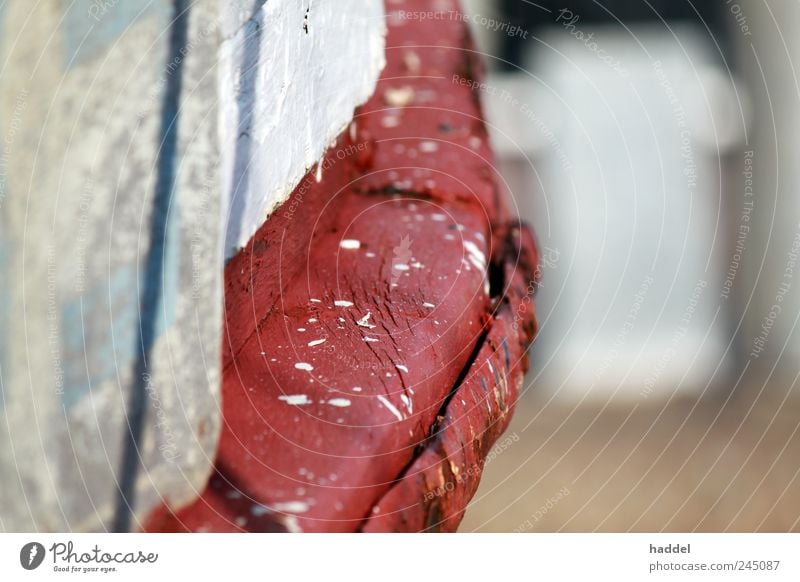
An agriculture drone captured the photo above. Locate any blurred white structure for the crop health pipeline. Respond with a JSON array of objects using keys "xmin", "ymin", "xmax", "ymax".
[
  {"xmin": 482, "ymin": 24, "xmax": 744, "ymax": 400},
  {"xmin": 736, "ymin": 1, "xmax": 800, "ymax": 370}
]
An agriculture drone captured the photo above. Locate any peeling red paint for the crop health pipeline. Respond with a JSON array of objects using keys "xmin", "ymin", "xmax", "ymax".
[{"xmin": 146, "ymin": 0, "xmax": 539, "ymax": 533}]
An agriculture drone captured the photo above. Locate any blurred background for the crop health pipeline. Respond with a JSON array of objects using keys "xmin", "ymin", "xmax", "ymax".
[{"xmin": 457, "ymin": 0, "xmax": 800, "ymax": 531}]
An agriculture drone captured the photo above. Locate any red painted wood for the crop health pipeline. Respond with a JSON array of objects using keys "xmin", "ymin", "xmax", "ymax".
[
  {"xmin": 363, "ymin": 225, "xmax": 539, "ymax": 531},
  {"xmin": 146, "ymin": 0, "xmax": 539, "ymax": 533}
]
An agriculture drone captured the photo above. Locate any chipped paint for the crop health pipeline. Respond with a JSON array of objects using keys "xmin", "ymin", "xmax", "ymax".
[{"xmin": 356, "ymin": 312, "xmax": 376, "ymax": 328}]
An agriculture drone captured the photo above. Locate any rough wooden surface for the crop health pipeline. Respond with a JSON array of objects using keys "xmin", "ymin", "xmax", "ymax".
[{"xmin": 146, "ymin": 0, "xmax": 539, "ymax": 533}]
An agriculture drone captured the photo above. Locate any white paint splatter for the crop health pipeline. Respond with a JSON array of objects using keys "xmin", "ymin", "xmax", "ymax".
[
  {"xmin": 352, "ymin": 386, "xmax": 363, "ymax": 392},
  {"xmin": 279, "ymin": 394, "xmax": 311, "ymax": 405},
  {"xmin": 403, "ymin": 50, "xmax": 421, "ymax": 73},
  {"xmin": 384, "ymin": 85, "xmax": 415, "ymax": 107},
  {"xmin": 271, "ymin": 501, "xmax": 310, "ymax": 514},
  {"xmin": 284, "ymin": 516, "xmax": 303, "ymax": 533},
  {"xmin": 327, "ymin": 398, "xmax": 351, "ymax": 408},
  {"xmin": 463, "ymin": 240, "xmax": 486, "ymax": 268},
  {"xmin": 396, "ymin": 364, "xmax": 409, "ymax": 373},
  {"xmin": 334, "ymin": 300, "xmax": 354, "ymax": 307},
  {"xmin": 356, "ymin": 311, "xmax": 376, "ymax": 328},
  {"xmin": 307, "ymin": 338, "xmax": 327, "ymax": 347},
  {"xmin": 422, "ymin": 302, "xmax": 435, "ymax": 308},
  {"xmin": 295, "ymin": 362, "xmax": 314, "ymax": 371},
  {"xmin": 363, "ymin": 337, "xmax": 379, "ymax": 342},
  {"xmin": 340, "ymin": 239, "xmax": 361, "ymax": 250},
  {"xmin": 377, "ymin": 395, "xmax": 404, "ymax": 421},
  {"xmin": 400, "ymin": 394, "xmax": 413, "ymax": 413},
  {"xmin": 419, "ymin": 140, "xmax": 438, "ymax": 153}
]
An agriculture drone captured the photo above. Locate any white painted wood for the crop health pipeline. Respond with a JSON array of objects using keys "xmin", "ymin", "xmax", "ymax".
[{"xmin": 219, "ymin": 0, "xmax": 386, "ymax": 258}]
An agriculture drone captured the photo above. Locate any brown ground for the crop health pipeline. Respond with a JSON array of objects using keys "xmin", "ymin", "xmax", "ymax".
[{"xmin": 460, "ymin": 365, "xmax": 800, "ymax": 532}]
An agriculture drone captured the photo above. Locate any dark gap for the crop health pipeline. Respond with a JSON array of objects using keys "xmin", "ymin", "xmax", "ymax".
[
  {"xmin": 356, "ymin": 324, "xmax": 492, "ymax": 531},
  {"xmin": 488, "ymin": 250, "xmax": 506, "ymax": 299}
]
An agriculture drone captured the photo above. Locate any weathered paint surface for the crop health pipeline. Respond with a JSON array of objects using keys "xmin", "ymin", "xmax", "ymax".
[
  {"xmin": 220, "ymin": 0, "xmax": 387, "ymax": 258},
  {"xmin": 0, "ymin": 0, "xmax": 222, "ymax": 531},
  {"xmin": 147, "ymin": 0, "xmax": 539, "ymax": 533}
]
